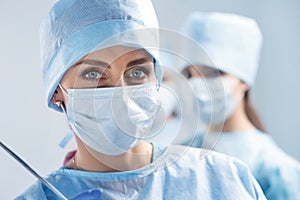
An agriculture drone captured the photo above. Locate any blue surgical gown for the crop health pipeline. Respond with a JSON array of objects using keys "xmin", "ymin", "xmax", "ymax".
[
  {"xmin": 16, "ymin": 144, "xmax": 266, "ymax": 199},
  {"xmin": 202, "ymin": 130, "xmax": 300, "ymax": 200}
]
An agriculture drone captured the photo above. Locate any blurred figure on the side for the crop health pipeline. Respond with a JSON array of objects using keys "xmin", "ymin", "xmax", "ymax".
[{"xmin": 177, "ymin": 12, "xmax": 300, "ymax": 200}]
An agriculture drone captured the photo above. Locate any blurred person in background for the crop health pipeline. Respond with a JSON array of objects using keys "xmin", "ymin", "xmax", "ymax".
[{"xmin": 177, "ymin": 12, "xmax": 300, "ymax": 199}]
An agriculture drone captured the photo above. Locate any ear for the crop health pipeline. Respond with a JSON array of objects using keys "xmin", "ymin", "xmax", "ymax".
[
  {"xmin": 51, "ymin": 86, "xmax": 65, "ymax": 106},
  {"xmin": 240, "ymin": 81, "xmax": 249, "ymax": 93}
]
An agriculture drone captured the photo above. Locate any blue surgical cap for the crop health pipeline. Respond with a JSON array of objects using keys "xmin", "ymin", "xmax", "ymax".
[
  {"xmin": 182, "ymin": 12, "xmax": 263, "ymax": 86},
  {"xmin": 40, "ymin": 0, "xmax": 161, "ymax": 112}
]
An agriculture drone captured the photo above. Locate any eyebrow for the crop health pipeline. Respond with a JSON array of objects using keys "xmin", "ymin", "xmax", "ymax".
[
  {"xmin": 76, "ymin": 59, "xmax": 110, "ymax": 68},
  {"xmin": 126, "ymin": 57, "xmax": 154, "ymax": 68},
  {"xmin": 76, "ymin": 56, "xmax": 154, "ymax": 69}
]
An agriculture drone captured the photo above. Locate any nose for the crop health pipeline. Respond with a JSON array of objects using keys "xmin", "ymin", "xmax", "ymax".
[
  {"xmin": 106, "ymin": 70, "xmax": 126, "ymax": 87},
  {"xmin": 106, "ymin": 64, "xmax": 127, "ymax": 87},
  {"xmin": 112, "ymin": 78, "xmax": 125, "ymax": 87}
]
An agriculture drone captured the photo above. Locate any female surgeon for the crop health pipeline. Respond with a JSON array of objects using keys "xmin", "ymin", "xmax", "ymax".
[
  {"xmin": 16, "ymin": 1, "xmax": 266, "ymax": 199},
  {"xmin": 180, "ymin": 12, "xmax": 300, "ymax": 200}
]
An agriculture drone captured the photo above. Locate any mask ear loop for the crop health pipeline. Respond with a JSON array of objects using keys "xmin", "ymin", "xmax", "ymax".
[
  {"xmin": 58, "ymin": 84, "xmax": 68, "ymax": 97},
  {"xmin": 55, "ymin": 84, "xmax": 73, "ymax": 149}
]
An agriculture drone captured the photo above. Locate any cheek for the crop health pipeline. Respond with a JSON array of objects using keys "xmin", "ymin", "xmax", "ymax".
[
  {"xmin": 148, "ymin": 70, "xmax": 159, "ymax": 83},
  {"xmin": 151, "ymin": 71, "xmax": 158, "ymax": 81}
]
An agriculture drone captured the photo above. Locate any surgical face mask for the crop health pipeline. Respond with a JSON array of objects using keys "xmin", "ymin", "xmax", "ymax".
[
  {"xmin": 158, "ymin": 84, "xmax": 179, "ymax": 118},
  {"xmin": 61, "ymin": 84, "xmax": 160, "ymax": 156},
  {"xmin": 188, "ymin": 77, "xmax": 239, "ymax": 125}
]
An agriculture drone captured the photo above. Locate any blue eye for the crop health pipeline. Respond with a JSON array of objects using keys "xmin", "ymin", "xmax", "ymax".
[
  {"xmin": 131, "ymin": 69, "xmax": 146, "ymax": 79},
  {"xmin": 125, "ymin": 66, "xmax": 150, "ymax": 80},
  {"xmin": 84, "ymin": 71, "xmax": 101, "ymax": 79}
]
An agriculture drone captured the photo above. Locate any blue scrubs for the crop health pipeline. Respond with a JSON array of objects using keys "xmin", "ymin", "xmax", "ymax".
[
  {"xmin": 16, "ymin": 144, "xmax": 266, "ymax": 199},
  {"xmin": 203, "ymin": 130, "xmax": 300, "ymax": 200}
]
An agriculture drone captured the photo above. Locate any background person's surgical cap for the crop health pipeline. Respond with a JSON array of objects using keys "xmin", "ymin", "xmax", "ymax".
[
  {"xmin": 40, "ymin": 0, "xmax": 161, "ymax": 112},
  {"xmin": 182, "ymin": 12, "xmax": 263, "ymax": 86}
]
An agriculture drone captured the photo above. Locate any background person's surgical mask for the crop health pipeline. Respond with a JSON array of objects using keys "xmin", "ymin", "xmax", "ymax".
[
  {"xmin": 189, "ymin": 77, "xmax": 240, "ymax": 125},
  {"xmin": 62, "ymin": 84, "xmax": 161, "ymax": 156},
  {"xmin": 158, "ymin": 84, "xmax": 179, "ymax": 118}
]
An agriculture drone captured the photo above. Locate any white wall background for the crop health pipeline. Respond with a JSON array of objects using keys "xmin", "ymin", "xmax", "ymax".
[{"xmin": 0, "ymin": 0, "xmax": 299, "ymax": 199}]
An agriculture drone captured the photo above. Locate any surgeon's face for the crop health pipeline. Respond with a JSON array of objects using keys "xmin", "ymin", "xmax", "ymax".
[
  {"xmin": 182, "ymin": 64, "xmax": 248, "ymax": 104},
  {"xmin": 61, "ymin": 45, "xmax": 157, "ymax": 89},
  {"xmin": 54, "ymin": 45, "xmax": 157, "ymax": 106}
]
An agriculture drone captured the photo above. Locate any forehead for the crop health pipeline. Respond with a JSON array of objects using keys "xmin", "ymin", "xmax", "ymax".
[{"xmin": 81, "ymin": 45, "xmax": 153, "ymax": 64}]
